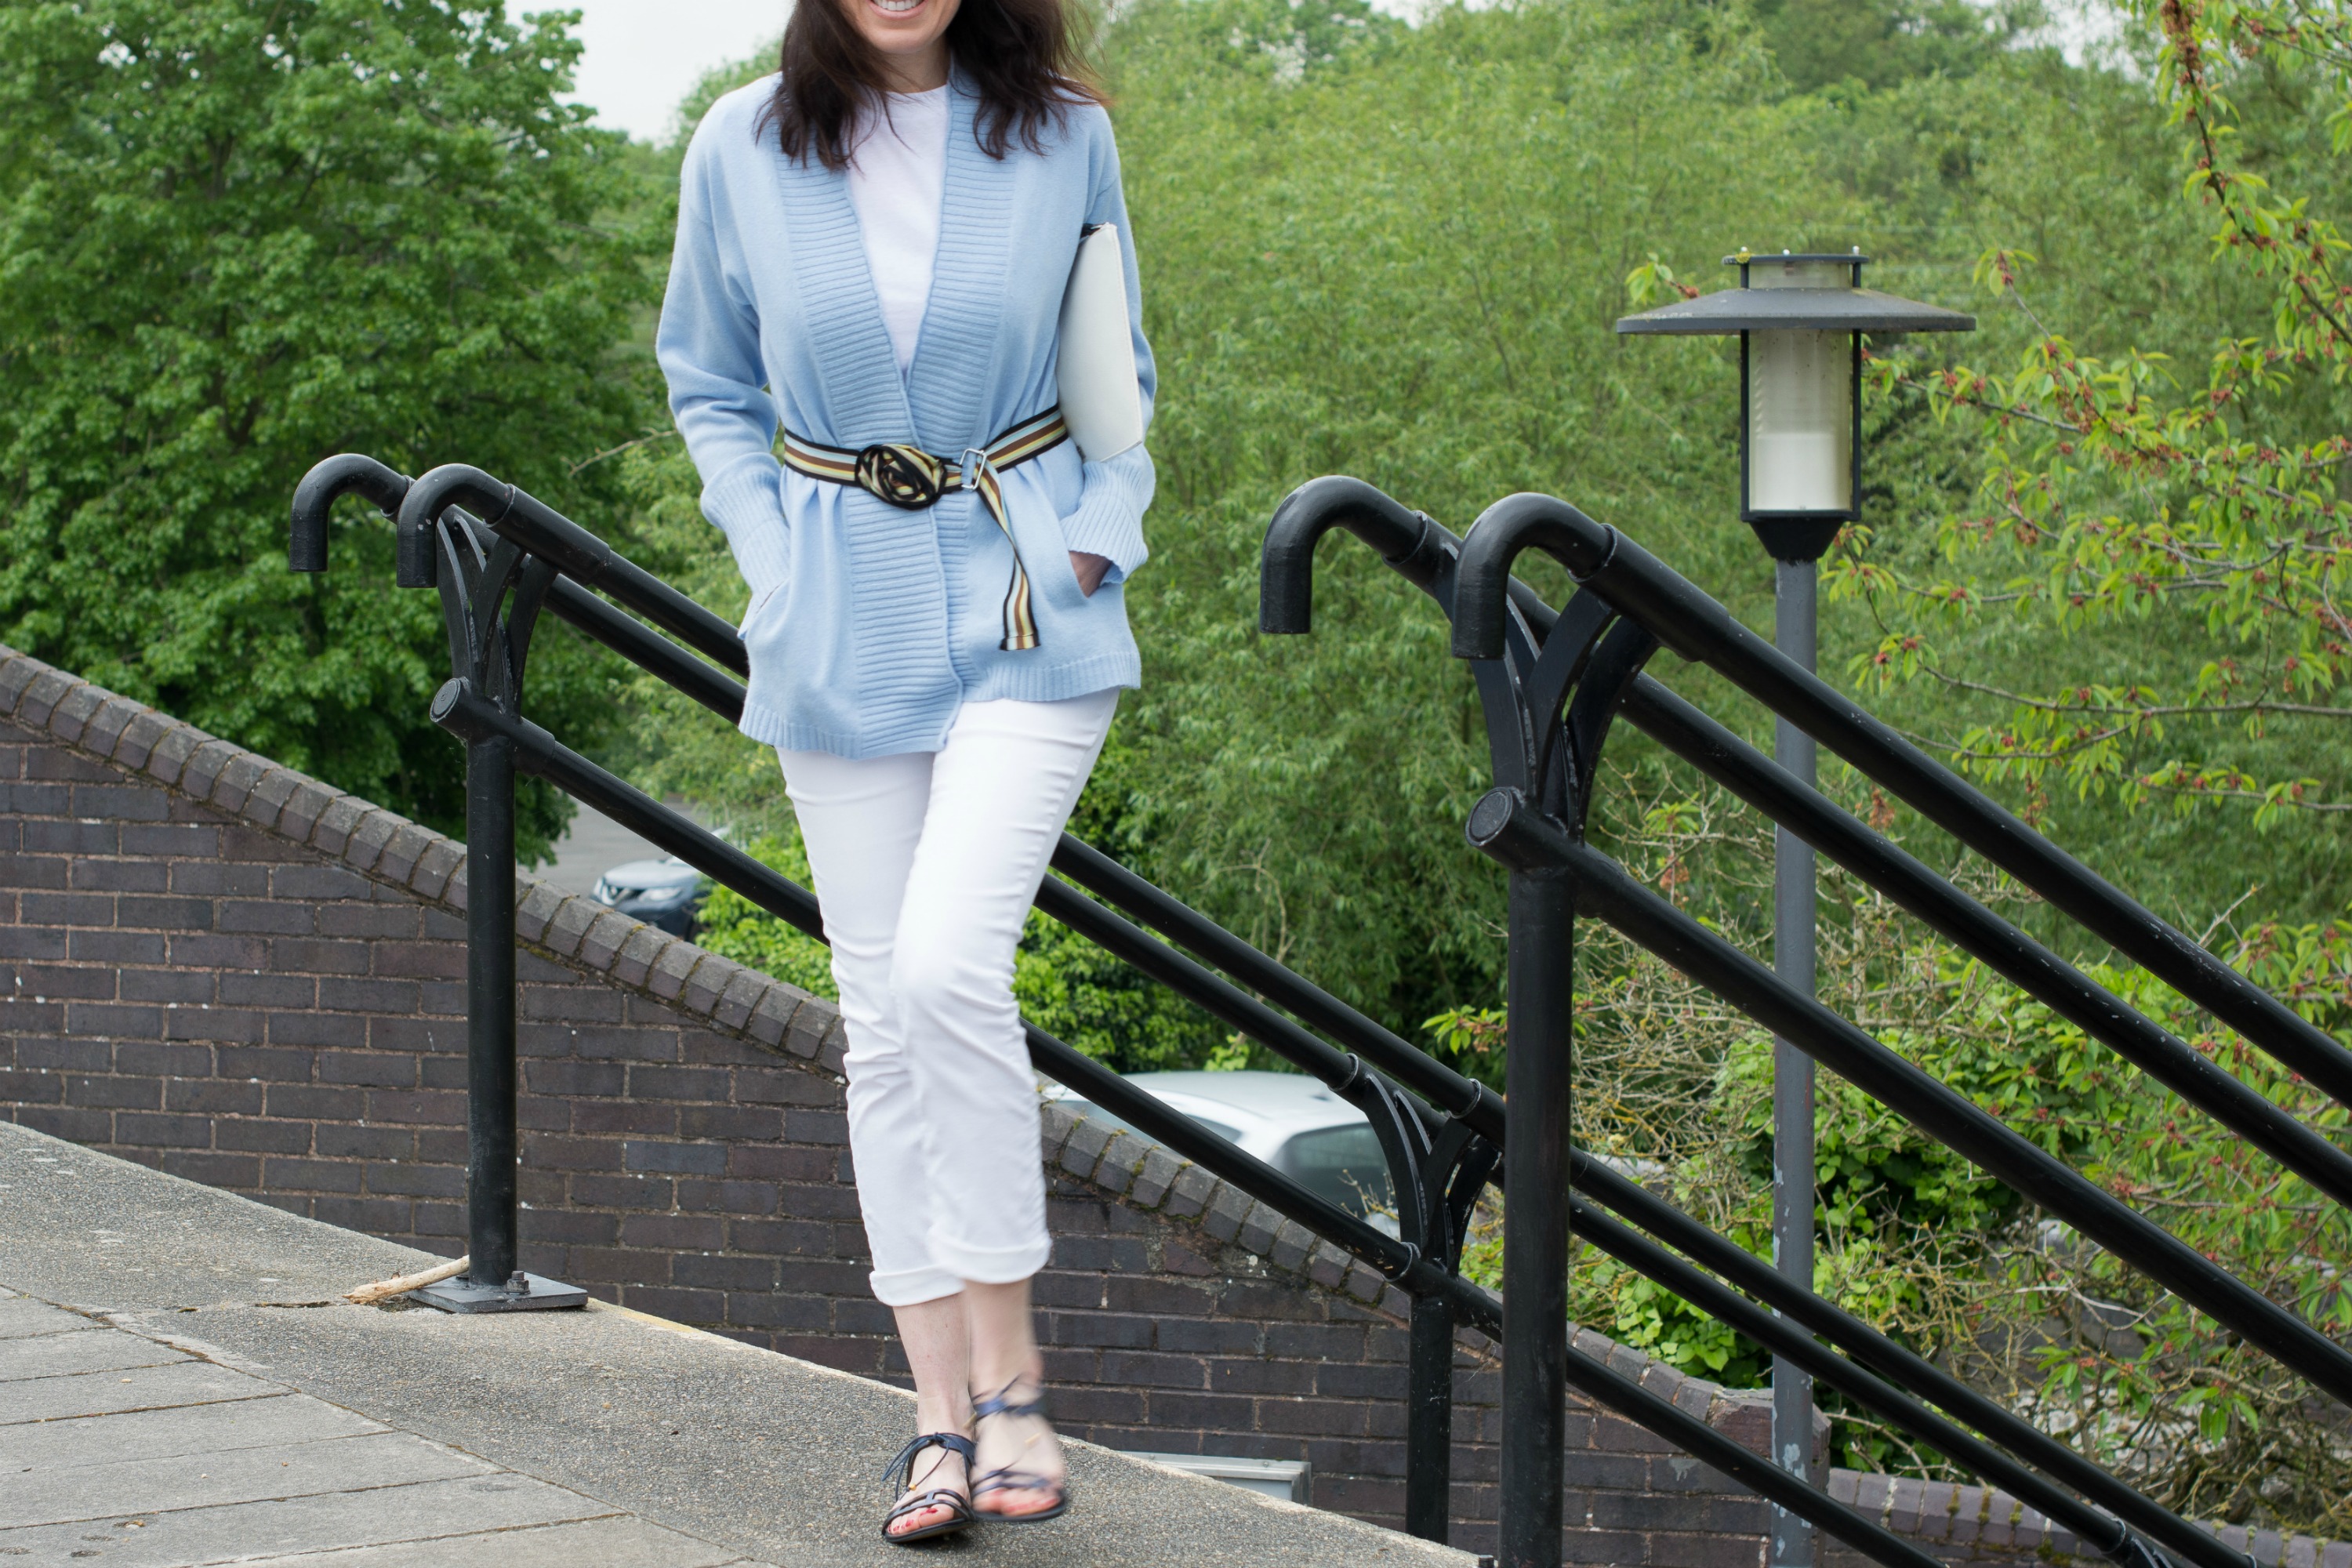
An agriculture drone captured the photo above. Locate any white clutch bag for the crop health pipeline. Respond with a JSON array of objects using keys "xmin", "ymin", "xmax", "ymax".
[{"xmin": 1056, "ymin": 223, "xmax": 1145, "ymax": 462}]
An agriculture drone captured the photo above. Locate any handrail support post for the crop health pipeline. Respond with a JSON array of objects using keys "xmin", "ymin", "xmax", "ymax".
[
  {"xmin": 407, "ymin": 523, "xmax": 587, "ymax": 1315},
  {"xmin": 1405, "ymin": 1292, "xmax": 1456, "ymax": 1541},
  {"xmin": 466, "ymin": 733, "xmax": 521, "ymax": 1288},
  {"xmin": 1499, "ymin": 862, "xmax": 1575, "ymax": 1568}
]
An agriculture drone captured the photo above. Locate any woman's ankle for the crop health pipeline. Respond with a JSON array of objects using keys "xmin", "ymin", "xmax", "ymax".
[
  {"xmin": 913, "ymin": 1395, "xmax": 973, "ymax": 1436},
  {"xmin": 971, "ymin": 1359, "xmax": 1042, "ymax": 1403}
]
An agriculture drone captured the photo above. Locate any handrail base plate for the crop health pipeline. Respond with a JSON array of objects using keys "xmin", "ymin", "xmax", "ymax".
[{"xmin": 412, "ymin": 1272, "xmax": 588, "ymax": 1315}]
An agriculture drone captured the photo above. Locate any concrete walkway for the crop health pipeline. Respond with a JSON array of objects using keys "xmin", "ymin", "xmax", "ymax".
[{"xmin": 0, "ymin": 1121, "xmax": 1469, "ymax": 1567}]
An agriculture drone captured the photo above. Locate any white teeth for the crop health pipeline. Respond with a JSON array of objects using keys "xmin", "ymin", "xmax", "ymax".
[{"xmin": 873, "ymin": 0, "xmax": 921, "ymax": 12}]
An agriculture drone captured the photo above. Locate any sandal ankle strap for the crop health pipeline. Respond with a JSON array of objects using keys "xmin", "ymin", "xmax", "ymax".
[
  {"xmin": 975, "ymin": 1465, "xmax": 1060, "ymax": 1494},
  {"xmin": 973, "ymin": 1377, "xmax": 1047, "ymax": 1422},
  {"xmin": 881, "ymin": 1430, "xmax": 977, "ymax": 1487}
]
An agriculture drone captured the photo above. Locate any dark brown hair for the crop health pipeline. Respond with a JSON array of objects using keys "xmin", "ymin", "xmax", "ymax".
[{"xmin": 761, "ymin": 0, "xmax": 1102, "ymax": 172}]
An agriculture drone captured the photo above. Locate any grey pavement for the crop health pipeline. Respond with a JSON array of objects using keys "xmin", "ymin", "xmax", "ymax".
[{"xmin": 0, "ymin": 1120, "xmax": 1470, "ymax": 1567}]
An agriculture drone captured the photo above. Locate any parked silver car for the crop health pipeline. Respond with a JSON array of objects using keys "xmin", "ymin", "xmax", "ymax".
[
  {"xmin": 591, "ymin": 855, "xmax": 706, "ymax": 938},
  {"xmin": 1042, "ymin": 1070, "xmax": 1397, "ymax": 1229}
]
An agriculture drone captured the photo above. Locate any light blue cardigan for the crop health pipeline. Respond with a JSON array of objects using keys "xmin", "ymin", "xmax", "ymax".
[{"xmin": 658, "ymin": 74, "xmax": 1156, "ymax": 759}]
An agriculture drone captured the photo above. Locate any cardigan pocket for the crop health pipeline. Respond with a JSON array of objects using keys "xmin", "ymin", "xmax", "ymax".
[
  {"xmin": 738, "ymin": 583, "xmax": 785, "ymax": 634},
  {"xmin": 1025, "ymin": 505, "xmax": 1092, "ymax": 616},
  {"xmin": 737, "ymin": 562, "xmax": 875, "ymax": 755}
]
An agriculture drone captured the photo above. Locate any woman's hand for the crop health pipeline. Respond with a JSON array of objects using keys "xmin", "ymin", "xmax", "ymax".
[{"xmin": 1069, "ymin": 551, "xmax": 1112, "ymax": 597}]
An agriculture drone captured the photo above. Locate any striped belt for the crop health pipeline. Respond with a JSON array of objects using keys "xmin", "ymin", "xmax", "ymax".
[{"xmin": 781, "ymin": 409, "xmax": 1069, "ymax": 652}]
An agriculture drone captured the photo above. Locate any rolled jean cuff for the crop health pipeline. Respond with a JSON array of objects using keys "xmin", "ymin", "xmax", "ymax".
[
  {"xmin": 929, "ymin": 1231, "xmax": 1051, "ymax": 1286},
  {"xmin": 869, "ymin": 1263, "xmax": 964, "ymax": 1308}
]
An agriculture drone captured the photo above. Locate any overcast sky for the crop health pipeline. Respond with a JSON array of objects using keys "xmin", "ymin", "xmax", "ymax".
[{"xmin": 560, "ymin": 0, "xmax": 789, "ymax": 144}]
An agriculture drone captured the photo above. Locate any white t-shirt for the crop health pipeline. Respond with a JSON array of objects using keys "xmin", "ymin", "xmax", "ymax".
[{"xmin": 845, "ymin": 86, "xmax": 950, "ymax": 376}]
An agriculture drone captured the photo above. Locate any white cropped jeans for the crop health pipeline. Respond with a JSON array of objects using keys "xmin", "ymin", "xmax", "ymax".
[{"xmin": 780, "ymin": 690, "xmax": 1118, "ymax": 1307}]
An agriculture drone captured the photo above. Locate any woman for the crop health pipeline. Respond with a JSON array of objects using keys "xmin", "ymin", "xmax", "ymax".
[{"xmin": 656, "ymin": 0, "xmax": 1152, "ymax": 1545}]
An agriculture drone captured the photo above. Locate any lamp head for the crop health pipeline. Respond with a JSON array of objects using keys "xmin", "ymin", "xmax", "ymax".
[{"xmin": 1615, "ymin": 249, "xmax": 1975, "ymax": 563}]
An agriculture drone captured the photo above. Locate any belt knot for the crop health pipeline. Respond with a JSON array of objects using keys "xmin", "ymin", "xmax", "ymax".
[
  {"xmin": 782, "ymin": 410, "xmax": 1070, "ymax": 652},
  {"xmin": 853, "ymin": 444, "xmax": 946, "ymax": 510}
]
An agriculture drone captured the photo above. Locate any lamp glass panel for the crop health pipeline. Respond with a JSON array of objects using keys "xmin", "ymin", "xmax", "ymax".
[
  {"xmin": 1748, "ymin": 328, "xmax": 1852, "ymax": 514},
  {"xmin": 1748, "ymin": 257, "xmax": 1855, "ymax": 291}
]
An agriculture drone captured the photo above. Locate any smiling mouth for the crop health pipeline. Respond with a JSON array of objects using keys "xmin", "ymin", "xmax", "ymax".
[{"xmin": 871, "ymin": 0, "xmax": 924, "ymax": 12}]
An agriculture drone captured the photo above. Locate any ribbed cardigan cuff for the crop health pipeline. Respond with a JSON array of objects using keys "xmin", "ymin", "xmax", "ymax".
[
  {"xmin": 1058, "ymin": 448, "xmax": 1152, "ymax": 583},
  {"xmin": 702, "ymin": 456, "xmax": 792, "ymax": 595}
]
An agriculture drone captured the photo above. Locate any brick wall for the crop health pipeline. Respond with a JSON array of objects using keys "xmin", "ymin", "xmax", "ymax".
[{"xmin": 4, "ymin": 644, "xmax": 2287, "ymax": 1568}]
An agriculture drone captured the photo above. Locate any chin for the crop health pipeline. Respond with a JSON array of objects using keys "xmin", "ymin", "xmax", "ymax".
[{"xmin": 841, "ymin": 0, "xmax": 960, "ymax": 74}]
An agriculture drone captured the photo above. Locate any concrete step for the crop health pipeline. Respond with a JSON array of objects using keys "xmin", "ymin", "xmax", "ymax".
[{"xmin": 0, "ymin": 1119, "xmax": 1472, "ymax": 1567}]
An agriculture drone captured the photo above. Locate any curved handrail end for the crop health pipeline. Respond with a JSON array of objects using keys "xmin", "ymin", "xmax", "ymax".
[
  {"xmin": 395, "ymin": 463, "xmax": 514, "ymax": 590},
  {"xmin": 289, "ymin": 454, "xmax": 413, "ymax": 575},
  {"xmin": 1261, "ymin": 476, "xmax": 1433, "ymax": 634},
  {"xmin": 1451, "ymin": 493, "xmax": 1614, "ymax": 660}
]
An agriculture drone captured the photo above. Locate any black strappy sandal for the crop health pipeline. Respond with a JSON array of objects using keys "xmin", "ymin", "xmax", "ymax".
[
  {"xmin": 880, "ymin": 1431, "xmax": 978, "ymax": 1545},
  {"xmin": 971, "ymin": 1377, "xmax": 1070, "ymax": 1523}
]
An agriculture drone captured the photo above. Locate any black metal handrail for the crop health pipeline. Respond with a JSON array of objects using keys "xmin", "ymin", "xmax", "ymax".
[
  {"xmin": 294, "ymin": 456, "xmax": 2295, "ymax": 1568},
  {"xmin": 1439, "ymin": 499, "xmax": 2352, "ymax": 1402},
  {"xmin": 1449, "ymin": 493, "xmax": 2352, "ymax": 1110},
  {"xmin": 1617, "ymin": 677, "xmax": 2352, "ymax": 1209},
  {"xmin": 293, "ymin": 455, "xmax": 1528, "ymax": 1545},
  {"xmin": 1569, "ymin": 1153, "xmax": 2234, "ymax": 1568},
  {"xmin": 290, "ymin": 454, "xmax": 2006, "ymax": 1566},
  {"xmin": 1260, "ymin": 476, "xmax": 2320, "ymax": 1568},
  {"xmin": 419, "ymin": 664, "xmax": 1955, "ymax": 1568}
]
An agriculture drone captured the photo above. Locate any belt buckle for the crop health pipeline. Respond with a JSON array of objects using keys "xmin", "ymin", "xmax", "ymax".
[{"xmin": 855, "ymin": 444, "xmax": 944, "ymax": 510}]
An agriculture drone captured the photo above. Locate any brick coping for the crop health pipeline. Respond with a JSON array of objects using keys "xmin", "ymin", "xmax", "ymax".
[
  {"xmin": 4, "ymin": 643, "xmax": 2329, "ymax": 1564},
  {"xmin": 0, "ymin": 646, "xmax": 1752, "ymax": 1384},
  {"xmin": 1828, "ymin": 1469, "xmax": 2339, "ymax": 1567}
]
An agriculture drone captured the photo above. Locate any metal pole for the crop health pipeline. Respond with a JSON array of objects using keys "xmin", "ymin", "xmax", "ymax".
[
  {"xmin": 1404, "ymin": 1293, "xmax": 1454, "ymax": 1541},
  {"xmin": 1499, "ymin": 866, "xmax": 1574, "ymax": 1568},
  {"xmin": 466, "ymin": 732, "xmax": 521, "ymax": 1291},
  {"xmin": 415, "ymin": 704, "xmax": 583, "ymax": 1311},
  {"xmin": 1771, "ymin": 555, "xmax": 1819, "ymax": 1568}
]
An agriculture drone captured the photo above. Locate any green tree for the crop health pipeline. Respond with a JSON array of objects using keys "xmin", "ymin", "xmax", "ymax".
[
  {"xmin": 1097, "ymin": 0, "xmax": 1844, "ymax": 1058},
  {"xmin": 1828, "ymin": 2, "xmax": 2352, "ymax": 918},
  {"xmin": 0, "ymin": 0, "xmax": 661, "ymax": 856},
  {"xmin": 602, "ymin": 0, "xmax": 1878, "ymax": 1064},
  {"xmin": 1751, "ymin": 0, "xmax": 2044, "ymax": 95}
]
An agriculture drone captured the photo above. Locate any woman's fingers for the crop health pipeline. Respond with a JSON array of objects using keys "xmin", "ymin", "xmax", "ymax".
[{"xmin": 1069, "ymin": 550, "xmax": 1111, "ymax": 597}]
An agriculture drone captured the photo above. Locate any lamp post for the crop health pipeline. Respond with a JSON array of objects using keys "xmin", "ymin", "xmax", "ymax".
[{"xmin": 1617, "ymin": 249, "xmax": 1972, "ymax": 1566}]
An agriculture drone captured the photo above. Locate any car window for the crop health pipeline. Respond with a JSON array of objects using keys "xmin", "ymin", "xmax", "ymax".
[{"xmin": 1274, "ymin": 1124, "xmax": 1392, "ymax": 1218}]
